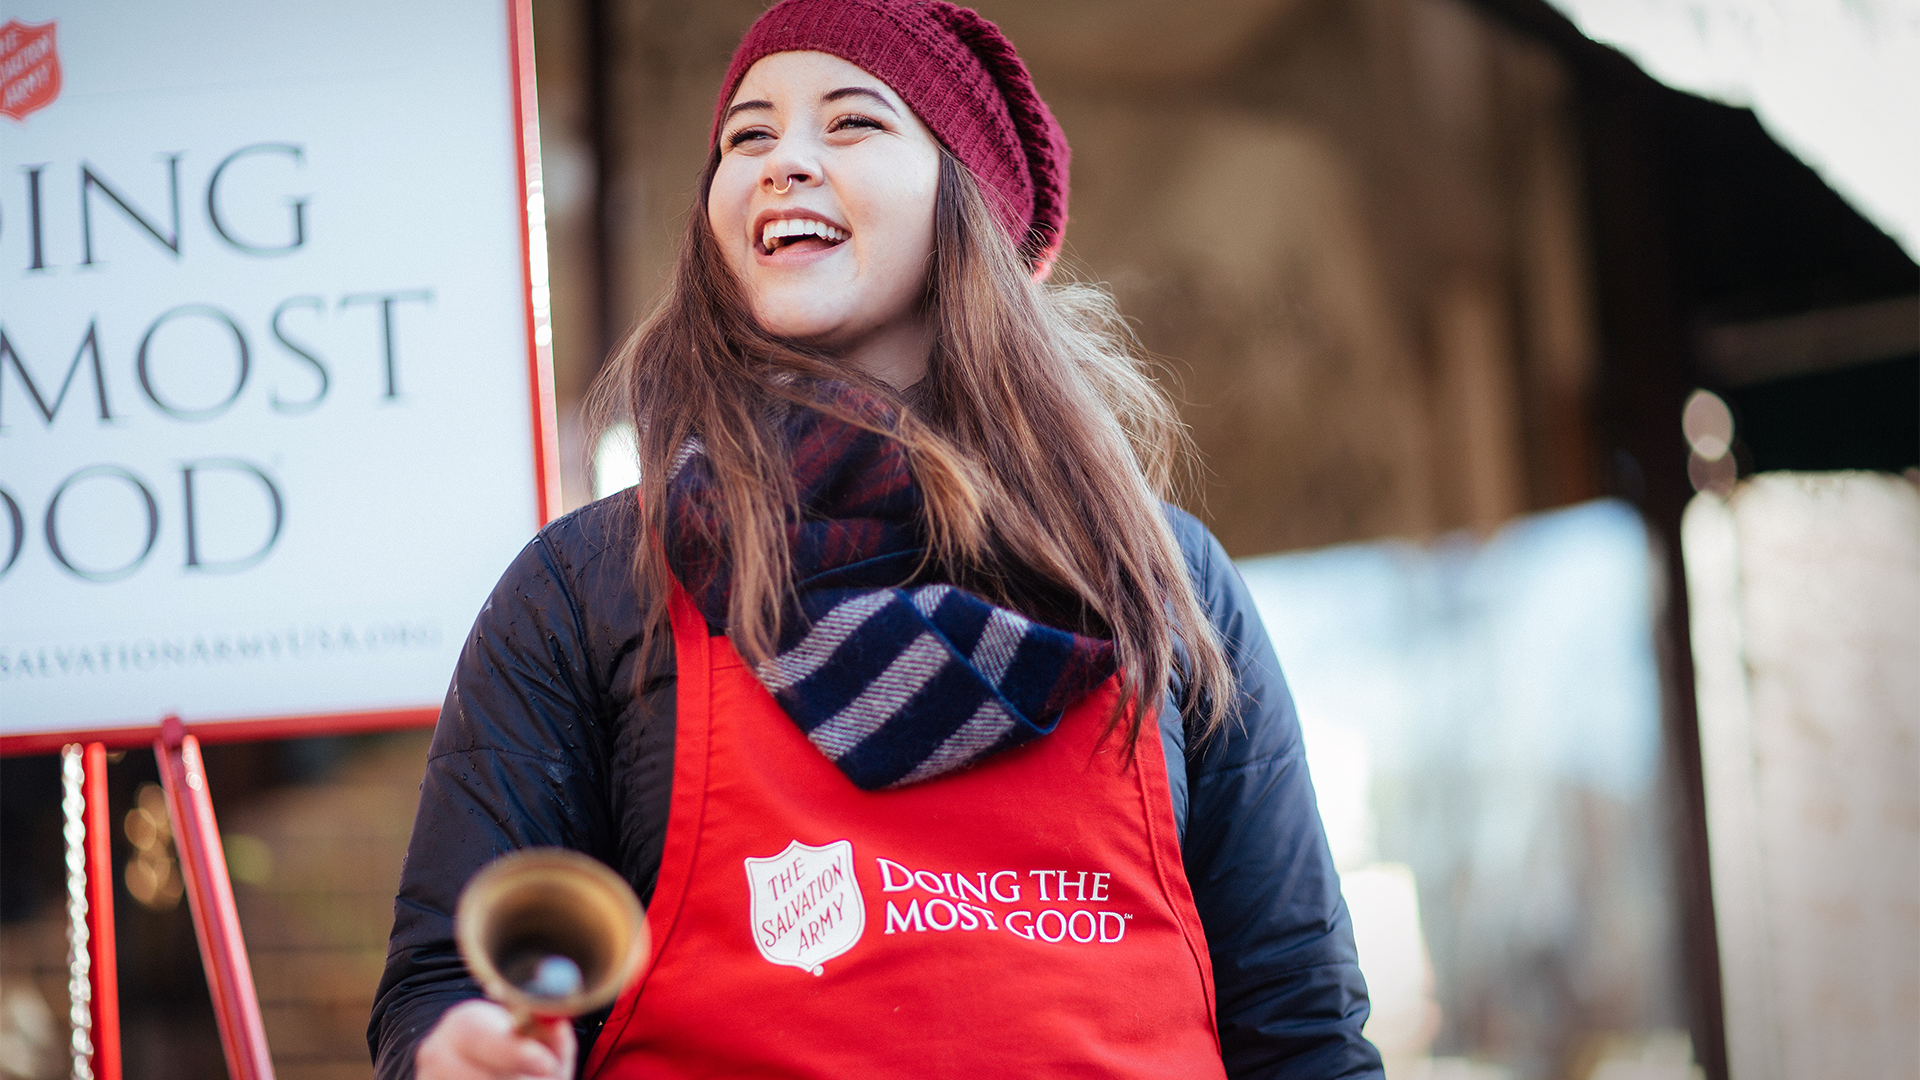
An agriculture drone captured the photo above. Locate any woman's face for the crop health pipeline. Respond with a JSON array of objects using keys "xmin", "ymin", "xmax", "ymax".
[{"xmin": 709, "ymin": 51, "xmax": 941, "ymax": 388}]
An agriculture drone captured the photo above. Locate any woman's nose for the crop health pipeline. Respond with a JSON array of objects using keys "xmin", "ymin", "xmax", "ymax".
[{"xmin": 762, "ymin": 139, "xmax": 821, "ymax": 195}]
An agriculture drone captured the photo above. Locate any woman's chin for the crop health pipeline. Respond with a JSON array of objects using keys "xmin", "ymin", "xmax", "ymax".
[{"xmin": 754, "ymin": 308, "xmax": 861, "ymax": 347}]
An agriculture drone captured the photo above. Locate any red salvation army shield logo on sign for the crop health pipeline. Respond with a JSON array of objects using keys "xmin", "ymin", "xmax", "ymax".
[{"xmin": 1, "ymin": 20, "xmax": 61, "ymax": 122}]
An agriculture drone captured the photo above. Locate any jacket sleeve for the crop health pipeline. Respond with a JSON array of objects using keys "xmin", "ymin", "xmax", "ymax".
[
  {"xmin": 1168, "ymin": 509, "xmax": 1384, "ymax": 1079},
  {"xmin": 366, "ymin": 523, "xmax": 619, "ymax": 1080}
]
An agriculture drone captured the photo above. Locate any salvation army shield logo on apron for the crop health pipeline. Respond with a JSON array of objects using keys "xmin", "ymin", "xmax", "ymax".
[{"xmin": 743, "ymin": 839, "xmax": 865, "ymax": 976}]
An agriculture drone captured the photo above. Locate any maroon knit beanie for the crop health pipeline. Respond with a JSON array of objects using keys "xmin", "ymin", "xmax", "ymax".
[{"xmin": 713, "ymin": 0, "xmax": 1070, "ymax": 274}]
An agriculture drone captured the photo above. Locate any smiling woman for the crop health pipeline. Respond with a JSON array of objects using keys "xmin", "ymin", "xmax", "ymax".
[
  {"xmin": 708, "ymin": 52, "xmax": 942, "ymax": 386},
  {"xmin": 371, "ymin": 3, "xmax": 1381, "ymax": 1078}
]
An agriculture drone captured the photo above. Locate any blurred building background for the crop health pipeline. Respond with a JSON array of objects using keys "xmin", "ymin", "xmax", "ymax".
[{"xmin": 1, "ymin": 2, "xmax": 1912, "ymax": 1079}]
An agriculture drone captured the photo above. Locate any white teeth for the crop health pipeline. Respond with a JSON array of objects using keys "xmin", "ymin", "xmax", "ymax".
[{"xmin": 760, "ymin": 217, "xmax": 848, "ymax": 252}]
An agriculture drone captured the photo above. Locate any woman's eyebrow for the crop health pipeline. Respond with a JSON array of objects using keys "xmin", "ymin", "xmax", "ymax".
[
  {"xmin": 725, "ymin": 99, "xmax": 774, "ymax": 122},
  {"xmin": 822, "ymin": 86, "xmax": 898, "ymax": 114}
]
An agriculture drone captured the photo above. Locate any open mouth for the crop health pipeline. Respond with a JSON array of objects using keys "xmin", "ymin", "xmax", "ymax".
[{"xmin": 760, "ymin": 217, "xmax": 849, "ymax": 256}]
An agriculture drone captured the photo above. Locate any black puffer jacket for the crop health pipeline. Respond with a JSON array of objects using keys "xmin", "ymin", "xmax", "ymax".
[{"xmin": 369, "ymin": 492, "xmax": 1382, "ymax": 1079}]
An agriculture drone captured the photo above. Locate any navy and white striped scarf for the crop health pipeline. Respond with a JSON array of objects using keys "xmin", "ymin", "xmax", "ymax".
[{"xmin": 665, "ymin": 383, "xmax": 1116, "ymax": 790}]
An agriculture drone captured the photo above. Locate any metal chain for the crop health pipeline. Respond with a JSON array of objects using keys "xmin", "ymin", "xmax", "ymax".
[{"xmin": 60, "ymin": 745, "xmax": 96, "ymax": 1080}]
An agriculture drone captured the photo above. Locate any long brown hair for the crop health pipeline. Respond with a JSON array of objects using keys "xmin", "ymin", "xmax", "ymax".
[{"xmin": 591, "ymin": 148, "xmax": 1233, "ymax": 748}]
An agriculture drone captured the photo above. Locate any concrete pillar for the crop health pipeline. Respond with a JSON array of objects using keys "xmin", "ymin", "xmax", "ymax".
[{"xmin": 1683, "ymin": 472, "xmax": 1920, "ymax": 1080}]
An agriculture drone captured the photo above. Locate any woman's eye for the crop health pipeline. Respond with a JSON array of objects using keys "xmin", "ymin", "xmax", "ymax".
[
  {"xmin": 726, "ymin": 127, "xmax": 772, "ymax": 148},
  {"xmin": 829, "ymin": 114, "xmax": 883, "ymax": 133}
]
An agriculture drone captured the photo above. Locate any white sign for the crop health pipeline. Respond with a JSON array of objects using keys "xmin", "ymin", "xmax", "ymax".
[{"xmin": 0, "ymin": 1, "xmax": 557, "ymax": 743}]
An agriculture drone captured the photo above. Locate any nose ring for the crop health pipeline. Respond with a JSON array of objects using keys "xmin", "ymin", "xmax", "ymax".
[{"xmin": 770, "ymin": 176, "xmax": 795, "ymax": 195}]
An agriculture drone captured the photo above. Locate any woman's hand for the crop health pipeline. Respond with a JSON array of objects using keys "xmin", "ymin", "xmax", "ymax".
[{"xmin": 415, "ymin": 999, "xmax": 576, "ymax": 1080}]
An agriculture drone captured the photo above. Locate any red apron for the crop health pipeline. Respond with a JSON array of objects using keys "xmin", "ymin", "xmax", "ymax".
[{"xmin": 584, "ymin": 583, "xmax": 1226, "ymax": 1078}]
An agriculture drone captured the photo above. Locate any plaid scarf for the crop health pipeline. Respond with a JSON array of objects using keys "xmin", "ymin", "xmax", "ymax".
[{"xmin": 665, "ymin": 383, "xmax": 1116, "ymax": 790}]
